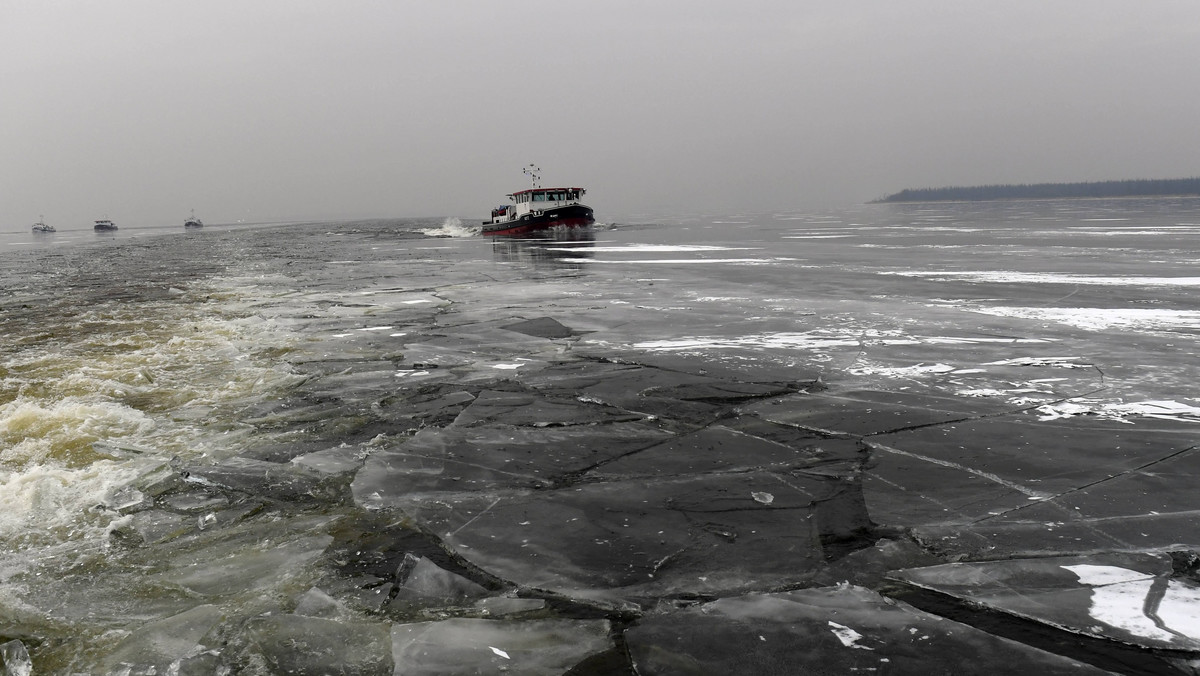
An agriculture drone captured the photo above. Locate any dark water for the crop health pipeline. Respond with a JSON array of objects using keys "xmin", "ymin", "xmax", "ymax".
[{"xmin": 3, "ymin": 200, "xmax": 1200, "ymax": 671}]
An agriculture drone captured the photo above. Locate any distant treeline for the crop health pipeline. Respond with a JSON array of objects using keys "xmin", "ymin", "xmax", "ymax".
[{"xmin": 875, "ymin": 178, "xmax": 1200, "ymax": 203}]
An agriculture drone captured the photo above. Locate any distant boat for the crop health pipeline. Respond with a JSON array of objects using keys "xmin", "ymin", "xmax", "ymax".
[
  {"xmin": 184, "ymin": 210, "xmax": 203, "ymax": 228},
  {"xmin": 94, "ymin": 219, "xmax": 117, "ymax": 231},
  {"xmin": 32, "ymin": 216, "xmax": 55, "ymax": 233},
  {"xmin": 482, "ymin": 164, "xmax": 594, "ymax": 236}
]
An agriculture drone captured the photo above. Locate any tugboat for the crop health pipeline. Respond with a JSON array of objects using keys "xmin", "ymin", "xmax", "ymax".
[
  {"xmin": 184, "ymin": 210, "xmax": 203, "ymax": 228},
  {"xmin": 32, "ymin": 216, "xmax": 55, "ymax": 233},
  {"xmin": 482, "ymin": 165, "xmax": 594, "ymax": 236},
  {"xmin": 94, "ymin": 219, "xmax": 117, "ymax": 231}
]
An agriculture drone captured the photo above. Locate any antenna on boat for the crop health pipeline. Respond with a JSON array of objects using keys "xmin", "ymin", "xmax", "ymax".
[{"xmin": 523, "ymin": 164, "xmax": 541, "ymax": 189}]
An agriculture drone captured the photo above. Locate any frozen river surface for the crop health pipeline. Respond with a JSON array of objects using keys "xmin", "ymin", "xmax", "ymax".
[{"xmin": 2, "ymin": 200, "xmax": 1200, "ymax": 673}]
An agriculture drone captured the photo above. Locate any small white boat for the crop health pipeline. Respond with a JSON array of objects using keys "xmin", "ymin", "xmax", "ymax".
[
  {"xmin": 94, "ymin": 219, "xmax": 117, "ymax": 231},
  {"xmin": 32, "ymin": 216, "xmax": 55, "ymax": 233},
  {"xmin": 184, "ymin": 210, "xmax": 203, "ymax": 228}
]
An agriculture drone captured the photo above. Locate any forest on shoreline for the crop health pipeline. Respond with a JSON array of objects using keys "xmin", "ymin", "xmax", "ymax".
[{"xmin": 875, "ymin": 178, "xmax": 1200, "ymax": 203}]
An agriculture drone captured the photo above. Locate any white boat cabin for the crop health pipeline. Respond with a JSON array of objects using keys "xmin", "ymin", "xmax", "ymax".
[{"xmin": 489, "ymin": 187, "xmax": 587, "ymax": 224}]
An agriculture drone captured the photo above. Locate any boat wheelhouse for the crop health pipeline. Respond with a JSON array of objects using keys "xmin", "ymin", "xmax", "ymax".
[
  {"xmin": 482, "ymin": 166, "xmax": 594, "ymax": 236},
  {"xmin": 94, "ymin": 219, "xmax": 117, "ymax": 231}
]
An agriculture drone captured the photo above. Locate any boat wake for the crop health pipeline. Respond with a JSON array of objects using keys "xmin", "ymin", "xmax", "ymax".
[{"xmin": 420, "ymin": 217, "xmax": 479, "ymax": 238}]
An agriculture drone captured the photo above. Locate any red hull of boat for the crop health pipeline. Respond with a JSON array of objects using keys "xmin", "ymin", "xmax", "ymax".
[{"xmin": 482, "ymin": 215, "xmax": 594, "ymax": 237}]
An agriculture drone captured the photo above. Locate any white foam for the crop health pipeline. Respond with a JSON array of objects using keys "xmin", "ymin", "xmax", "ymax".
[
  {"xmin": 0, "ymin": 398, "xmax": 156, "ymax": 466},
  {"xmin": 420, "ymin": 217, "xmax": 478, "ymax": 238},
  {"xmin": 0, "ymin": 279, "xmax": 309, "ymax": 583},
  {"xmin": 0, "ymin": 460, "xmax": 145, "ymax": 544}
]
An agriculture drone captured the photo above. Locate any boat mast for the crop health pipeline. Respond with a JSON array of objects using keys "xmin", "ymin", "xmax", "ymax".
[{"xmin": 523, "ymin": 164, "xmax": 541, "ymax": 189}]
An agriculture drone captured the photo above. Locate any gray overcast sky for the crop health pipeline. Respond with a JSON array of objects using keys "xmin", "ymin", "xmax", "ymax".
[{"xmin": 4, "ymin": 1, "xmax": 1199, "ymax": 228}]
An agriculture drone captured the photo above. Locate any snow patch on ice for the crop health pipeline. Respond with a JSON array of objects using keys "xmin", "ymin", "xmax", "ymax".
[
  {"xmin": 827, "ymin": 621, "xmax": 873, "ymax": 650},
  {"xmin": 886, "ymin": 270, "xmax": 1200, "ymax": 287},
  {"xmin": 1036, "ymin": 399, "xmax": 1200, "ymax": 423},
  {"xmin": 1063, "ymin": 565, "xmax": 1200, "ymax": 644},
  {"xmin": 849, "ymin": 363, "xmax": 957, "ymax": 378},
  {"xmin": 970, "ymin": 306, "xmax": 1200, "ymax": 332}
]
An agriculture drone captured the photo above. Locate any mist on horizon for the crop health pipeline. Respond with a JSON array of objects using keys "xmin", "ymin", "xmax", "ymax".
[{"xmin": 4, "ymin": 1, "xmax": 1199, "ymax": 230}]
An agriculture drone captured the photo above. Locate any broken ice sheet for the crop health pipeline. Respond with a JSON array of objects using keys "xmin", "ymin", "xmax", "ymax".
[
  {"xmin": 626, "ymin": 585, "xmax": 1106, "ymax": 675},
  {"xmin": 475, "ymin": 595, "xmax": 547, "ymax": 617},
  {"xmin": 97, "ymin": 605, "xmax": 223, "ymax": 674},
  {"xmin": 242, "ymin": 614, "xmax": 393, "ymax": 676},
  {"xmin": 382, "ymin": 471, "xmax": 850, "ymax": 603},
  {"xmin": 390, "ymin": 618, "xmax": 611, "ymax": 676},
  {"xmin": 890, "ymin": 553, "xmax": 1200, "ymax": 652},
  {"xmin": 158, "ymin": 534, "xmax": 333, "ymax": 596},
  {"xmin": 387, "ymin": 553, "xmax": 488, "ymax": 610}
]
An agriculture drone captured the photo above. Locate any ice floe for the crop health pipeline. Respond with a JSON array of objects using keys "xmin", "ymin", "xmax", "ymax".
[{"xmin": 885, "ymin": 270, "xmax": 1200, "ymax": 287}]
